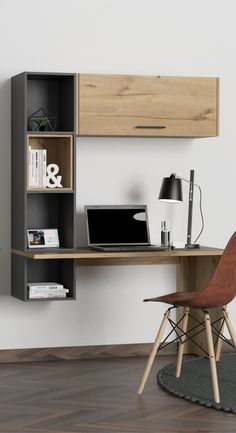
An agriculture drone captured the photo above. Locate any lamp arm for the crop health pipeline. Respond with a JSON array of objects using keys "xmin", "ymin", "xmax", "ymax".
[{"xmin": 172, "ymin": 173, "xmax": 201, "ymax": 190}]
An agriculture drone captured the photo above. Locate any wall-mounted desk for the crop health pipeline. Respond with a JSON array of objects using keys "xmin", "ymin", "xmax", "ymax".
[
  {"xmin": 12, "ymin": 246, "xmax": 223, "ymax": 262},
  {"xmin": 12, "ymin": 246, "xmax": 223, "ymax": 355}
]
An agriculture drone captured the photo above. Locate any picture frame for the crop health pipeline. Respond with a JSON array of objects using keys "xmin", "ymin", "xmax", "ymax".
[{"xmin": 27, "ymin": 229, "xmax": 60, "ymax": 248}]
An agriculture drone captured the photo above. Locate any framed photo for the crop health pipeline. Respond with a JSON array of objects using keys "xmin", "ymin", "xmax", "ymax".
[{"xmin": 27, "ymin": 229, "xmax": 60, "ymax": 248}]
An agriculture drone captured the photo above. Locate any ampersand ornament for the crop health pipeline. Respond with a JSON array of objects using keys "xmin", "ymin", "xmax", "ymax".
[{"xmin": 46, "ymin": 164, "xmax": 63, "ymax": 188}]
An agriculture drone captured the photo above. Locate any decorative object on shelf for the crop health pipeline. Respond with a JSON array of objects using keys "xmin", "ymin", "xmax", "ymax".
[
  {"xmin": 158, "ymin": 170, "xmax": 204, "ymax": 249},
  {"xmin": 46, "ymin": 163, "xmax": 63, "ymax": 188},
  {"xmin": 27, "ymin": 228, "xmax": 60, "ymax": 248},
  {"xmin": 28, "ymin": 107, "xmax": 57, "ymax": 131}
]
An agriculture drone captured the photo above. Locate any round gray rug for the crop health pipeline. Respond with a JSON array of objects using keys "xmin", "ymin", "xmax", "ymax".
[{"xmin": 157, "ymin": 353, "xmax": 236, "ymax": 413}]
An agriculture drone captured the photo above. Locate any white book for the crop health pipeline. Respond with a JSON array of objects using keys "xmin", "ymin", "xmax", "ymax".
[
  {"xmin": 31, "ymin": 150, "xmax": 35, "ymax": 186},
  {"xmin": 28, "ymin": 149, "xmax": 47, "ymax": 188},
  {"xmin": 42, "ymin": 149, "xmax": 47, "ymax": 188},
  {"xmin": 29, "ymin": 290, "xmax": 68, "ymax": 297},
  {"xmin": 29, "ymin": 149, "xmax": 39, "ymax": 187},
  {"xmin": 29, "ymin": 292, "xmax": 67, "ymax": 299},
  {"xmin": 38, "ymin": 149, "xmax": 42, "ymax": 188},
  {"xmin": 29, "ymin": 288, "xmax": 69, "ymax": 294},
  {"xmin": 28, "ymin": 146, "xmax": 32, "ymax": 188},
  {"xmin": 28, "ymin": 149, "xmax": 34, "ymax": 187},
  {"xmin": 28, "ymin": 282, "xmax": 64, "ymax": 290},
  {"xmin": 28, "ymin": 282, "xmax": 63, "ymax": 286},
  {"xmin": 35, "ymin": 150, "xmax": 39, "ymax": 187},
  {"xmin": 38, "ymin": 149, "xmax": 47, "ymax": 188}
]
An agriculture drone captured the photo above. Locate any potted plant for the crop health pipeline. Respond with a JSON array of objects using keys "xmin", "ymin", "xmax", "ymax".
[{"xmin": 28, "ymin": 107, "xmax": 57, "ymax": 132}]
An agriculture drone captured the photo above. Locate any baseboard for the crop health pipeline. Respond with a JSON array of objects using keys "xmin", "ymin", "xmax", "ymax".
[
  {"xmin": 0, "ymin": 342, "xmax": 176, "ymax": 363},
  {"xmin": 0, "ymin": 340, "xmax": 232, "ymax": 364}
]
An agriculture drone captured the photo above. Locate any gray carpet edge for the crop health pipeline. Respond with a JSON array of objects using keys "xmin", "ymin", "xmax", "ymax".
[{"xmin": 157, "ymin": 353, "xmax": 236, "ymax": 414}]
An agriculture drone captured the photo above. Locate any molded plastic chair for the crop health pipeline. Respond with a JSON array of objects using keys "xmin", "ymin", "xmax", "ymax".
[{"xmin": 138, "ymin": 232, "xmax": 236, "ymax": 403}]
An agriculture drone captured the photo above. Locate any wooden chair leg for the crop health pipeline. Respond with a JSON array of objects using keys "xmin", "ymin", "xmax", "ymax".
[
  {"xmin": 176, "ymin": 307, "xmax": 189, "ymax": 378},
  {"xmin": 223, "ymin": 306, "xmax": 236, "ymax": 348},
  {"xmin": 138, "ymin": 309, "xmax": 170, "ymax": 395},
  {"xmin": 215, "ymin": 307, "xmax": 225, "ymax": 362},
  {"xmin": 204, "ymin": 312, "xmax": 220, "ymax": 404}
]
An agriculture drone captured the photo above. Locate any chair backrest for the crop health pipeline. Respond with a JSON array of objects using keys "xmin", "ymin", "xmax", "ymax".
[{"xmin": 203, "ymin": 232, "xmax": 236, "ymax": 306}]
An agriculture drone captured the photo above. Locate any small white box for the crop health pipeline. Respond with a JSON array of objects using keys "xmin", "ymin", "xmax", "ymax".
[{"xmin": 172, "ymin": 241, "xmax": 185, "ymax": 249}]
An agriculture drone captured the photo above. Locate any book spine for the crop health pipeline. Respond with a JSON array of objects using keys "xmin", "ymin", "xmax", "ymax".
[
  {"xmin": 29, "ymin": 150, "xmax": 35, "ymax": 187},
  {"xmin": 28, "ymin": 146, "xmax": 32, "ymax": 188},
  {"xmin": 35, "ymin": 150, "xmax": 39, "ymax": 187},
  {"xmin": 27, "ymin": 282, "xmax": 63, "ymax": 286},
  {"xmin": 29, "ymin": 292, "xmax": 67, "ymax": 299},
  {"xmin": 29, "ymin": 150, "xmax": 39, "ymax": 187},
  {"xmin": 31, "ymin": 150, "xmax": 35, "ymax": 186},
  {"xmin": 28, "ymin": 149, "xmax": 47, "ymax": 188},
  {"xmin": 42, "ymin": 149, "xmax": 47, "ymax": 188},
  {"xmin": 29, "ymin": 288, "xmax": 69, "ymax": 293},
  {"xmin": 28, "ymin": 284, "xmax": 64, "ymax": 290},
  {"xmin": 29, "ymin": 290, "xmax": 68, "ymax": 296},
  {"xmin": 38, "ymin": 149, "xmax": 42, "ymax": 188}
]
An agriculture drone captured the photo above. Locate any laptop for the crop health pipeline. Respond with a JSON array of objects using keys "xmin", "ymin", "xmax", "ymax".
[{"xmin": 85, "ymin": 205, "xmax": 167, "ymax": 251}]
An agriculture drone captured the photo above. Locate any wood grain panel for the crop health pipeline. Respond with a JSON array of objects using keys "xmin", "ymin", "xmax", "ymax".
[
  {"xmin": 77, "ymin": 74, "xmax": 219, "ymax": 137},
  {"xmin": 11, "ymin": 247, "xmax": 223, "ymax": 261},
  {"xmin": 177, "ymin": 256, "xmax": 221, "ymax": 355}
]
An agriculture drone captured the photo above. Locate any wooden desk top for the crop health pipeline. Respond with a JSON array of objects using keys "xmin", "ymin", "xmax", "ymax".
[{"xmin": 12, "ymin": 246, "xmax": 224, "ymax": 266}]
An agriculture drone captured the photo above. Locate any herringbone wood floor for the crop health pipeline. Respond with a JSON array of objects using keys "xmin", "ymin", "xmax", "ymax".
[{"xmin": 0, "ymin": 356, "xmax": 235, "ymax": 433}]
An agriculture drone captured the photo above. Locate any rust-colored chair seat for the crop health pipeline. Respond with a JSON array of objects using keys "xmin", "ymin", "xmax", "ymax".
[
  {"xmin": 144, "ymin": 289, "xmax": 234, "ymax": 309},
  {"xmin": 138, "ymin": 232, "xmax": 236, "ymax": 404}
]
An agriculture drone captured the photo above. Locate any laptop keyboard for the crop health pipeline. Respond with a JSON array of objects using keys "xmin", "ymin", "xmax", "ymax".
[{"xmin": 96, "ymin": 245, "xmax": 167, "ymax": 251}]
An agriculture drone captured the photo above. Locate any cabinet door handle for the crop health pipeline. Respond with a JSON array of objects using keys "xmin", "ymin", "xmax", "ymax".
[{"xmin": 135, "ymin": 125, "xmax": 166, "ymax": 129}]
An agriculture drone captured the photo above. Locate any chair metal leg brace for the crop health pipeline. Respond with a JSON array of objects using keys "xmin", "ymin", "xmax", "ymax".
[
  {"xmin": 138, "ymin": 306, "xmax": 236, "ymax": 400},
  {"xmin": 176, "ymin": 307, "xmax": 189, "ymax": 378},
  {"xmin": 204, "ymin": 312, "xmax": 220, "ymax": 404},
  {"xmin": 138, "ymin": 309, "xmax": 170, "ymax": 395},
  {"xmin": 215, "ymin": 308, "xmax": 225, "ymax": 362}
]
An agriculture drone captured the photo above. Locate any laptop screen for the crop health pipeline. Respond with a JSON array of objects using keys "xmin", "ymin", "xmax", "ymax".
[{"xmin": 85, "ymin": 205, "xmax": 150, "ymax": 246}]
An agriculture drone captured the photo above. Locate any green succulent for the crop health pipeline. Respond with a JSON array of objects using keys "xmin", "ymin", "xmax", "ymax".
[{"xmin": 32, "ymin": 117, "xmax": 50, "ymax": 128}]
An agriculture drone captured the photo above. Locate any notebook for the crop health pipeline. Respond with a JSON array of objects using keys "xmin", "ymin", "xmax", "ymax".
[{"xmin": 85, "ymin": 205, "xmax": 167, "ymax": 251}]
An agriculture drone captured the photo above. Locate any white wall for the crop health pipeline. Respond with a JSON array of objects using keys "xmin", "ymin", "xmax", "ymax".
[{"xmin": 0, "ymin": 0, "xmax": 235, "ymax": 349}]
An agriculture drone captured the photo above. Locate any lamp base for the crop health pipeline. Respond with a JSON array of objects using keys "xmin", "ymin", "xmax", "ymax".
[{"xmin": 185, "ymin": 243, "xmax": 200, "ymax": 249}]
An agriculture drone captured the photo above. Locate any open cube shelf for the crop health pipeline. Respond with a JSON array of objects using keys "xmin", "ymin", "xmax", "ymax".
[
  {"xmin": 11, "ymin": 255, "xmax": 75, "ymax": 301},
  {"xmin": 27, "ymin": 134, "xmax": 73, "ymax": 191},
  {"xmin": 27, "ymin": 73, "xmax": 75, "ymax": 133},
  {"xmin": 27, "ymin": 192, "xmax": 75, "ymax": 249}
]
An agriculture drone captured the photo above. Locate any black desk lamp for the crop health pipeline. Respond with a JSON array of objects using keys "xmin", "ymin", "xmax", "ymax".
[{"xmin": 158, "ymin": 170, "xmax": 204, "ymax": 248}]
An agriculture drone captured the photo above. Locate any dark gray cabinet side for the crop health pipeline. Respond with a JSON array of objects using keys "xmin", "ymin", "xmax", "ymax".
[{"xmin": 11, "ymin": 72, "xmax": 77, "ymax": 301}]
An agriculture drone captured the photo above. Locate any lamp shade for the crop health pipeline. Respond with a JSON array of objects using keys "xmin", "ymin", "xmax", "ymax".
[{"xmin": 158, "ymin": 174, "xmax": 183, "ymax": 203}]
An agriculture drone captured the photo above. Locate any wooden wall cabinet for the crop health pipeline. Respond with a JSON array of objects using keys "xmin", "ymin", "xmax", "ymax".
[{"xmin": 77, "ymin": 74, "xmax": 219, "ymax": 137}]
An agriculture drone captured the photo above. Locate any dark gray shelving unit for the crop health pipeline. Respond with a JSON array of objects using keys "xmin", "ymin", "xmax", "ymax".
[{"xmin": 11, "ymin": 72, "xmax": 76, "ymax": 301}]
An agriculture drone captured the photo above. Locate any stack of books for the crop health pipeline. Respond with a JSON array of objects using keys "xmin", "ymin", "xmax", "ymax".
[
  {"xmin": 28, "ymin": 147, "xmax": 47, "ymax": 188},
  {"xmin": 28, "ymin": 282, "xmax": 69, "ymax": 299}
]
